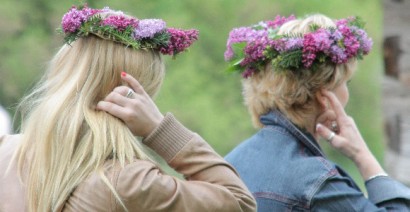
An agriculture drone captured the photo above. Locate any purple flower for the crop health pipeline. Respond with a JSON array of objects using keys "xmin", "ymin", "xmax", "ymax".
[
  {"xmin": 355, "ymin": 28, "xmax": 373, "ymax": 54},
  {"xmin": 133, "ymin": 19, "xmax": 166, "ymax": 39},
  {"xmin": 336, "ymin": 20, "xmax": 361, "ymax": 58},
  {"xmin": 241, "ymin": 39, "xmax": 271, "ymax": 67},
  {"xmin": 284, "ymin": 38, "xmax": 303, "ymax": 51},
  {"xmin": 224, "ymin": 27, "xmax": 268, "ymax": 60},
  {"xmin": 224, "ymin": 15, "xmax": 373, "ymax": 78},
  {"xmin": 101, "ymin": 15, "xmax": 139, "ymax": 31},
  {"xmin": 266, "ymin": 15, "xmax": 296, "ymax": 29},
  {"xmin": 272, "ymin": 37, "xmax": 303, "ymax": 52},
  {"xmin": 302, "ymin": 33, "xmax": 318, "ymax": 68},
  {"xmin": 329, "ymin": 45, "xmax": 347, "ymax": 64},
  {"xmin": 242, "ymin": 67, "xmax": 256, "ymax": 78},
  {"xmin": 312, "ymin": 29, "xmax": 332, "ymax": 51},
  {"xmin": 61, "ymin": 6, "xmax": 99, "ymax": 33},
  {"xmin": 160, "ymin": 28, "xmax": 199, "ymax": 55}
]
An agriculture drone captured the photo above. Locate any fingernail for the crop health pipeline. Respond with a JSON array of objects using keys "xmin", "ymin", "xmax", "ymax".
[
  {"xmin": 316, "ymin": 123, "xmax": 322, "ymax": 131},
  {"xmin": 121, "ymin": 72, "xmax": 127, "ymax": 77}
]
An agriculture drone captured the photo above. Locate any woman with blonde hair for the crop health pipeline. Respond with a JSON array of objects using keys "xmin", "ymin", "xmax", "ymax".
[
  {"xmin": 224, "ymin": 14, "xmax": 410, "ymax": 211},
  {"xmin": 0, "ymin": 5, "xmax": 256, "ymax": 212}
]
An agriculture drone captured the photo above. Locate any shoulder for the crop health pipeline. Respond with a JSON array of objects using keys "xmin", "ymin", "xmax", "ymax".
[
  {"xmin": 69, "ymin": 159, "xmax": 167, "ymax": 211},
  {"xmin": 225, "ymin": 127, "xmax": 293, "ymax": 161},
  {"xmin": 225, "ymin": 130, "xmax": 340, "ymax": 204}
]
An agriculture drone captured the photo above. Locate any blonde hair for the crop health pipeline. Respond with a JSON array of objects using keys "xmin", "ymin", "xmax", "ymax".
[
  {"xmin": 14, "ymin": 34, "xmax": 165, "ymax": 211},
  {"xmin": 242, "ymin": 14, "xmax": 357, "ymax": 130}
]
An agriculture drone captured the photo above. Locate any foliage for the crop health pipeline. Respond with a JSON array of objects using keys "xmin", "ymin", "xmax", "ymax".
[{"xmin": 0, "ymin": 0, "xmax": 383, "ymax": 191}]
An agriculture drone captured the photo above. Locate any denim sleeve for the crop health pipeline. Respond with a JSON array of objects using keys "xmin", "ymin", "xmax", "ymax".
[{"xmin": 311, "ymin": 175, "xmax": 410, "ymax": 212}]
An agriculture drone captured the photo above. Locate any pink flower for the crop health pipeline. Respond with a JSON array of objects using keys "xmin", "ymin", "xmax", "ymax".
[
  {"xmin": 266, "ymin": 15, "xmax": 296, "ymax": 29},
  {"xmin": 61, "ymin": 5, "xmax": 99, "ymax": 33},
  {"xmin": 101, "ymin": 15, "xmax": 139, "ymax": 31},
  {"xmin": 160, "ymin": 28, "xmax": 199, "ymax": 55}
]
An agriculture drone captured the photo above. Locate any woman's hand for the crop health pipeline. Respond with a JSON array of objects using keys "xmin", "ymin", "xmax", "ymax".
[
  {"xmin": 315, "ymin": 91, "xmax": 384, "ymax": 180},
  {"xmin": 96, "ymin": 72, "xmax": 164, "ymax": 138},
  {"xmin": 315, "ymin": 91, "xmax": 367, "ymax": 161}
]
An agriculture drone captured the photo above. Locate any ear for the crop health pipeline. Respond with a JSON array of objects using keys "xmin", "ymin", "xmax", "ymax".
[{"xmin": 315, "ymin": 88, "xmax": 328, "ymax": 111}]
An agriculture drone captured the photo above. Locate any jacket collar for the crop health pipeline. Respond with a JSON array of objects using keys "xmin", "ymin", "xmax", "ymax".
[{"xmin": 260, "ymin": 110, "xmax": 325, "ymax": 157}]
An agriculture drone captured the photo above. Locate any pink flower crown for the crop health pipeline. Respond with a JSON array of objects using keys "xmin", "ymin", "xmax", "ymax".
[
  {"xmin": 58, "ymin": 5, "xmax": 199, "ymax": 56},
  {"xmin": 225, "ymin": 15, "xmax": 373, "ymax": 78}
]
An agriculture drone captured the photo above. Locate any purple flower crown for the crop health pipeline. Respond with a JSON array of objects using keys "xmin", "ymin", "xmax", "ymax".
[
  {"xmin": 59, "ymin": 5, "xmax": 199, "ymax": 56},
  {"xmin": 225, "ymin": 15, "xmax": 373, "ymax": 78}
]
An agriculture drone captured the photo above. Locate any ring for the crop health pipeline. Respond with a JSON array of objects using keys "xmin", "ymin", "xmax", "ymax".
[
  {"xmin": 125, "ymin": 88, "xmax": 135, "ymax": 98},
  {"xmin": 331, "ymin": 121, "xmax": 338, "ymax": 131},
  {"xmin": 327, "ymin": 132, "xmax": 336, "ymax": 142}
]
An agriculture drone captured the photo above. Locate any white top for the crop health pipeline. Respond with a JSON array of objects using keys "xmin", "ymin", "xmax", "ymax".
[{"xmin": 0, "ymin": 105, "xmax": 12, "ymax": 135}]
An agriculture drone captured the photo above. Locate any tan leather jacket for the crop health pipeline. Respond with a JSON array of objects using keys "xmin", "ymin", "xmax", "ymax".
[{"xmin": 0, "ymin": 114, "xmax": 256, "ymax": 212}]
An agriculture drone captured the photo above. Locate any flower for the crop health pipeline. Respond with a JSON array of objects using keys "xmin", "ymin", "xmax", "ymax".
[
  {"xmin": 58, "ymin": 5, "xmax": 198, "ymax": 57},
  {"xmin": 356, "ymin": 28, "xmax": 373, "ymax": 54},
  {"xmin": 133, "ymin": 19, "xmax": 166, "ymax": 39},
  {"xmin": 224, "ymin": 27, "xmax": 269, "ymax": 61},
  {"xmin": 302, "ymin": 29, "xmax": 332, "ymax": 68},
  {"xmin": 225, "ymin": 15, "xmax": 373, "ymax": 78},
  {"xmin": 160, "ymin": 28, "xmax": 199, "ymax": 55},
  {"xmin": 101, "ymin": 15, "xmax": 139, "ymax": 31},
  {"xmin": 61, "ymin": 5, "xmax": 99, "ymax": 33},
  {"xmin": 265, "ymin": 15, "xmax": 296, "ymax": 28}
]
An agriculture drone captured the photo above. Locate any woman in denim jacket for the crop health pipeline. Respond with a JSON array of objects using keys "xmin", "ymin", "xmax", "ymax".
[{"xmin": 224, "ymin": 14, "xmax": 410, "ymax": 211}]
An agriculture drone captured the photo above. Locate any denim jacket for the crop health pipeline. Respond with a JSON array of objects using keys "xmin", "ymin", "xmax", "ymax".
[{"xmin": 225, "ymin": 110, "xmax": 410, "ymax": 211}]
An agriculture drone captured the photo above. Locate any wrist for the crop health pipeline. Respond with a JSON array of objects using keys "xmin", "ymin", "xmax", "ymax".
[{"xmin": 353, "ymin": 152, "xmax": 385, "ymax": 180}]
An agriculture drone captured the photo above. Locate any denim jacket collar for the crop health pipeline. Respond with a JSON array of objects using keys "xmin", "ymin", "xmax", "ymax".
[{"xmin": 260, "ymin": 110, "xmax": 325, "ymax": 157}]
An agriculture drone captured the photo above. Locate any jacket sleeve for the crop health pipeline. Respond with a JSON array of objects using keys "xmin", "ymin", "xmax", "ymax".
[
  {"xmin": 113, "ymin": 113, "xmax": 256, "ymax": 212},
  {"xmin": 311, "ymin": 174, "xmax": 410, "ymax": 211}
]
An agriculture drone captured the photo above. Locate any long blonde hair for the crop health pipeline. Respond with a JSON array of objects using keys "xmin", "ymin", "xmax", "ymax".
[
  {"xmin": 242, "ymin": 14, "xmax": 357, "ymax": 130},
  {"xmin": 15, "ymin": 35, "xmax": 165, "ymax": 211}
]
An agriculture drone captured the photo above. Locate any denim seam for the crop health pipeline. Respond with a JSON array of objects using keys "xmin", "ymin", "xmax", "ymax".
[
  {"xmin": 253, "ymin": 192, "xmax": 310, "ymax": 209},
  {"xmin": 262, "ymin": 126, "xmax": 294, "ymax": 137},
  {"xmin": 306, "ymin": 166, "xmax": 339, "ymax": 207}
]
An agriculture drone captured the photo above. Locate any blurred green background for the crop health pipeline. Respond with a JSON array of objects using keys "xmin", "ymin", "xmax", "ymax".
[{"xmin": 0, "ymin": 0, "xmax": 383, "ymax": 191}]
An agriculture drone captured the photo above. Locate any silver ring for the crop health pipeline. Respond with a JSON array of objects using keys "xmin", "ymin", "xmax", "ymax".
[
  {"xmin": 331, "ymin": 121, "xmax": 338, "ymax": 131},
  {"xmin": 327, "ymin": 132, "xmax": 336, "ymax": 142},
  {"xmin": 125, "ymin": 88, "xmax": 135, "ymax": 98}
]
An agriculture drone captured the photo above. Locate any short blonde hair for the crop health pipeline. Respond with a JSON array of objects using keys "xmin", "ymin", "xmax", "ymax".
[{"xmin": 242, "ymin": 14, "xmax": 357, "ymax": 129}]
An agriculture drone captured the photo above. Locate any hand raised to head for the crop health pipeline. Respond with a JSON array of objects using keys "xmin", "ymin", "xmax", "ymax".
[
  {"xmin": 96, "ymin": 72, "xmax": 164, "ymax": 138},
  {"xmin": 315, "ymin": 91, "xmax": 370, "ymax": 163}
]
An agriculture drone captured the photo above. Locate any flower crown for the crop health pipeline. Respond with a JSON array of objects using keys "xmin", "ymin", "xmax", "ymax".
[
  {"xmin": 58, "ymin": 5, "xmax": 199, "ymax": 56},
  {"xmin": 224, "ymin": 15, "xmax": 373, "ymax": 78}
]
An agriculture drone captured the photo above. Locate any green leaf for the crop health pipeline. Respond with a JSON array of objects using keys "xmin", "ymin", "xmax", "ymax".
[
  {"xmin": 309, "ymin": 24, "xmax": 320, "ymax": 32},
  {"xmin": 274, "ymin": 49, "xmax": 303, "ymax": 70},
  {"xmin": 349, "ymin": 16, "xmax": 366, "ymax": 28},
  {"xmin": 268, "ymin": 28, "xmax": 281, "ymax": 39},
  {"xmin": 231, "ymin": 42, "xmax": 246, "ymax": 59}
]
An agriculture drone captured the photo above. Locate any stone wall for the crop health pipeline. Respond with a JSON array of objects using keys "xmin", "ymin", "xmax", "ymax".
[{"xmin": 383, "ymin": 0, "xmax": 410, "ymax": 185}]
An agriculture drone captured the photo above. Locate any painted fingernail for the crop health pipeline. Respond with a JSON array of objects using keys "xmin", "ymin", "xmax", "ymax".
[{"xmin": 121, "ymin": 72, "xmax": 127, "ymax": 77}]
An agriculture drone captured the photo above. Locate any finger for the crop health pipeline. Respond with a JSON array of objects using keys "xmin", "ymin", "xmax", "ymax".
[
  {"xmin": 121, "ymin": 73, "xmax": 146, "ymax": 95},
  {"xmin": 316, "ymin": 110, "xmax": 336, "ymax": 125},
  {"xmin": 104, "ymin": 91, "xmax": 132, "ymax": 107},
  {"xmin": 96, "ymin": 101, "xmax": 130, "ymax": 121},
  {"xmin": 113, "ymin": 86, "xmax": 132, "ymax": 96},
  {"xmin": 322, "ymin": 91, "xmax": 347, "ymax": 118},
  {"xmin": 316, "ymin": 123, "xmax": 340, "ymax": 143}
]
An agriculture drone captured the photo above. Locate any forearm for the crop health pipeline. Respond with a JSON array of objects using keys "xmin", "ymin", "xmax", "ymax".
[{"xmin": 142, "ymin": 113, "xmax": 256, "ymax": 211}]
